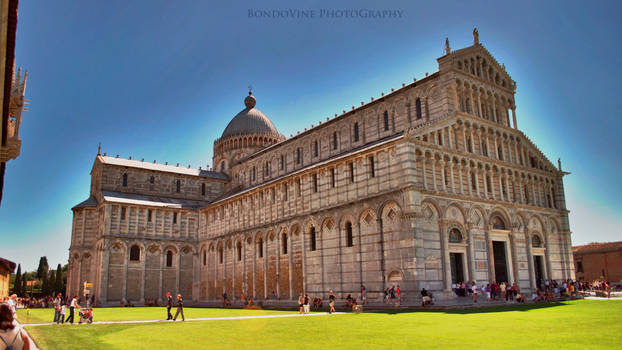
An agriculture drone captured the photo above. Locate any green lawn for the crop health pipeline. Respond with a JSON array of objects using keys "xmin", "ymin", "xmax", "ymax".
[
  {"xmin": 25, "ymin": 300, "xmax": 622, "ymax": 350},
  {"xmin": 17, "ymin": 307, "xmax": 297, "ymax": 324}
]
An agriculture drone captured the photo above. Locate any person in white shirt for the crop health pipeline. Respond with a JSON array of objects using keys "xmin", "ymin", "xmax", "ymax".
[
  {"xmin": 471, "ymin": 282, "xmax": 478, "ymax": 303},
  {"xmin": 7, "ymin": 295, "xmax": 17, "ymax": 317},
  {"xmin": 65, "ymin": 295, "xmax": 80, "ymax": 324}
]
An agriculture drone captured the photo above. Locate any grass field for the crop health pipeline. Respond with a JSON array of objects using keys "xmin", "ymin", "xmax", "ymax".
[
  {"xmin": 17, "ymin": 307, "xmax": 297, "ymax": 324},
  {"xmin": 24, "ymin": 300, "xmax": 622, "ymax": 350}
]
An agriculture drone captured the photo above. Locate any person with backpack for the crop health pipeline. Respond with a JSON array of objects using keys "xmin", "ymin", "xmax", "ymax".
[{"xmin": 0, "ymin": 303, "xmax": 30, "ymax": 350}]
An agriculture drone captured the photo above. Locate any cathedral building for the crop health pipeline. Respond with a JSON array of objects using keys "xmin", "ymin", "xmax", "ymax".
[{"xmin": 67, "ymin": 30, "xmax": 575, "ymax": 305}]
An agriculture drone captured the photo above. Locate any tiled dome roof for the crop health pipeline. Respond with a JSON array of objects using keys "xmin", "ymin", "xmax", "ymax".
[{"xmin": 221, "ymin": 92, "xmax": 279, "ymax": 139}]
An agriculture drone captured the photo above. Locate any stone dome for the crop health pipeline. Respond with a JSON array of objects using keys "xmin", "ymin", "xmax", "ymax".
[{"xmin": 221, "ymin": 92, "xmax": 279, "ymax": 139}]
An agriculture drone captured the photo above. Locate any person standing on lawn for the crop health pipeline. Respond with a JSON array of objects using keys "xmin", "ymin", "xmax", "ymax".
[
  {"xmin": 328, "ymin": 290, "xmax": 336, "ymax": 314},
  {"xmin": 173, "ymin": 294, "xmax": 185, "ymax": 321},
  {"xmin": 53, "ymin": 293, "xmax": 62, "ymax": 323},
  {"xmin": 471, "ymin": 281, "xmax": 478, "ymax": 303},
  {"xmin": 298, "ymin": 294, "xmax": 304, "ymax": 314},
  {"xmin": 165, "ymin": 292, "xmax": 173, "ymax": 320}
]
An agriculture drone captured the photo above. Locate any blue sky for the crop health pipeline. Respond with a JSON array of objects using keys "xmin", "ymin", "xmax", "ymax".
[{"xmin": 1, "ymin": 0, "xmax": 621, "ymax": 271}]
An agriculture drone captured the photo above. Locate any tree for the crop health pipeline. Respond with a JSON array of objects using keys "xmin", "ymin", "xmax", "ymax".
[
  {"xmin": 37, "ymin": 256, "xmax": 49, "ymax": 280},
  {"xmin": 21, "ymin": 278, "xmax": 26, "ymax": 296},
  {"xmin": 55, "ymin": 264, "xmax": 63, "ymax": 296},
  {"xmin": 12, "ymin": 264, "xmax": 21, "ymax": 296},
  {"xmin": 48, "ymin": 271, "xmax": 56, "ymax": 295}
]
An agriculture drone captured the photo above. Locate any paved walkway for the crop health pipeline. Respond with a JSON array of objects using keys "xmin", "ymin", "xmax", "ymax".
[{"xmin": 21, "ymin": 311, "xmax": 344, "ymax": 327}]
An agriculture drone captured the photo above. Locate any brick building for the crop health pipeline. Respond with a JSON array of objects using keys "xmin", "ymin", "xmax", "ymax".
[
  {"xmin": 573, "ymin": 241, "xmax": 622, "ymax": 282},
  {"xmin": 0, "ymin": 257, "xmax": 16, "ymax": 298},
  {"xmin": 67, "ymin": 29, "xmax": 575, "ymax": 305}
]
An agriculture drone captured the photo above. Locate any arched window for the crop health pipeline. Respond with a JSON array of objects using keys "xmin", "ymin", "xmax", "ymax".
[
  {"xmin": 313, "ymin": 140, "xmax": 319, "ymax": 157},
  {"xmin": 129, "ymin": 245, "xmax": 140, "ymax": 261},
  {"xmin": 345, "ymin": 222, "xmax": 353, "ymax": 247},
  {"xmin": 257, "ymin": 238, "xmax": 263, "ymax": 258},
  {"xmin": 122, "ymin": 173, "xmax": 128, "ymax": 187},
  {"xmin": 149, "ymin": 176, "xmax": 154, "ymax": 184},
  {"xmin": 296, "ymin": 148, "xmax": 302, "ymax": 164},
  {"xmin": 491, "ymin": 215, "xmax": 507, "ymax": 230},
  {"xmin": 201, "ymin": 183, "xmax": 206, "ymax": 196},
  {"xmin": 415, "ymin": 98, "xmax": 422, "ymax": 119},
  {"xmin": 353, "ymin": 122, "xmax": 359, "ymax": 142},
  {"xmin": 332, "ymin": 132, "xmax": 338, "ymax": 150},
  {"xmin": 166, "ymin": 250, "xmax": 173, "ymax": 267},
  {"xmin": 449, "ymin": 228, "xmax": 463, "ymax": 243},
  {"xmin": 202, "ymin": 249, "xmax": 206, "ymax": 266},
  {"xmin": 471, "ymin": 172, "xmax": 477, "ymax": 190},
  {"xmin": 176, "ymin": 179, "xmax": 181, "ymax": 193},
  {"xmin": 309, "ymin": 227, "xmax": 317, "ymax": 251},
  {"xmin": 282, "ymin": 233, "xmax": 288, "ymax": 254},
  {"xmin": 218, "ymin": 247, "xmax": 223, "ymax": 264},
  {"xmin": 532, "ymin": 235, "xmax": 543, "ymax": 248},
  {"xmin": 498, "ymin": 145, "xmax": 503, "ymax": 160},
  {"xmin": 237, "ymin": 241, "xmax": 242, "ymax": 261},
  {"xmin": 383, "ymin": 111, "xmax": 390, "ymax": 131}
]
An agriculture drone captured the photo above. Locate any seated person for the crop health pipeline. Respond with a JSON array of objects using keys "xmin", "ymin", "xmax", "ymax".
[{"xmin": 421, "ymin": 288, "xmax": 432, "ymax": 306}]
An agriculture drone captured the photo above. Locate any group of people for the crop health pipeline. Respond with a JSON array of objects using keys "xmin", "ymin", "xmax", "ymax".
[
  {"xmin": 383, "ymin": 285, "xmax": 401, "ymax": 304},
  {"xmin": 165, "ymin": 292, "xmax": 185, "ymax": 321},
  {"xmin": 51, "ymin": 294, "xmax": 88, "ymax": 324},
  {"xmin": 452, "ymin": 281, "xmax": 526, "ymax": 303}
]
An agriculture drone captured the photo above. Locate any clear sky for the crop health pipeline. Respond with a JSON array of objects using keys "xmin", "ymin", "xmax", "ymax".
[{"xmin": 1, "ymin": 0, "xmax": 621, "ymax": 271}]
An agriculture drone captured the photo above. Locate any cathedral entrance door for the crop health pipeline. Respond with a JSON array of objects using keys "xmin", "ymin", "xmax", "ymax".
[
  {"xmin": 449, "ymin": 253, "xmax": 465, "ymax": 283},
  {"xmin": 492, "ymin": 241, "xmax": 509, "ymax": 283},
  {"xmin": 533, "ymin": 255, "xmax": 545, "ymax": 287}
]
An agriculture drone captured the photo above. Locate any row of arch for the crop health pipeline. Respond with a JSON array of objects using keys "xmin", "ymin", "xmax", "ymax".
[
  {"xmin": 419, "ymin": 117, "xmax": 556, "ymax": 174},
  {"xmin": 454, "ymin": 78, "xmax": 514, "ymax": 127},
  {"xmin": 455, "ymin": 53, "xmax": 512, "ymax": 89},
  {"xmin": 414, "ymin": 147, "xmax": 560, "ymax": 209}
]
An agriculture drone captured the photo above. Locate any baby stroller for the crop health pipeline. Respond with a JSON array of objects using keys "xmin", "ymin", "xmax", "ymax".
[{"xmin": 79, "ymin": 308, "xmax": 93, "ymax": 324}]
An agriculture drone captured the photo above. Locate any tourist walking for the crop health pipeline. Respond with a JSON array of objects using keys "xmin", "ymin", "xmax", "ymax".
[
  {"xmin": 328, "ymin": 290, "xmax": 336, "ymax": 314},
  {"xmin": 298, "ymin": 294, "xmax": 304, "ymax": 314},
  {"xmin": 166, "ymin": 292, "xmax": 173, "ymax": 320},
  {"xmin": 360, "ymin": 285, "xmax": 367, "ymax": 305},
  {"xmin": 53, "ymin": 293, "xmax": 62, "ymax": 323},
  {"xmin": 303, "ymin": 294, "xmax": 311, "ymax": 314},
  {"xmin": 173, "ymin": 294, "xmax": 185, "ymax": 321},
  {"xmin": 471, "ymin": 281, "xmax": 478, "ymax": 303},
  {"xmin": 0, "ymin": 304, "xmax": 30, "ymax": 350},
  {"xmin": 65, "ymin": 295, "xmax": 80, "ymax": 324}
]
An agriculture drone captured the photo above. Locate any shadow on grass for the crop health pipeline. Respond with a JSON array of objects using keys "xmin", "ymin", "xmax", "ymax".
[{"xmin": 361, "ymin": 301, "xmax": 571, "ymax": 315}]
